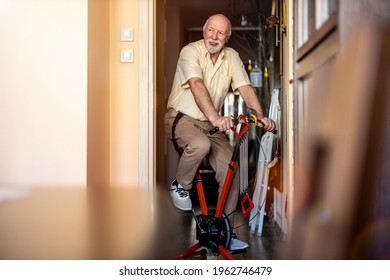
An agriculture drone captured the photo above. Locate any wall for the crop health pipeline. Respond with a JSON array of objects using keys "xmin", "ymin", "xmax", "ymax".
[
  {"xmin": 87, "ymin": 0, "xmax": 110, "ymax": 189},
  {"xmin": 109, "ymin": 0, "xmax": 140, "ymax": 188},
  {"xmin": 0, "ymin": 0, "xmax": 144, "ymax": 189},
  {"xmin": 339, "ymin": 0, "xmax": 390, "ymax": 48},
  {"xmin": 88, "ymin": 0, "xmax": 144, "ymax": 189},
  {"xmin": 0, "ymin": 0, "xmax": 88, "ymax": 187},
  {"xmin": 288, "ymin": 0, "xmax": 390, "ymax": 259}
]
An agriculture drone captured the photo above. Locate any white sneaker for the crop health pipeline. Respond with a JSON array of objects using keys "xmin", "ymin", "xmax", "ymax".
[
  {"xmin": 229, "ymin": 233, "xmax": 249, "ymax": 251},
  {"xmin": 169, "ymin": 180, "xmax": 192, "ymax": 211}
]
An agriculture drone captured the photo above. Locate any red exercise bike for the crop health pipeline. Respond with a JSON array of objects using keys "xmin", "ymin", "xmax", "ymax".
[{"xmin": 174, "ymin": 110, "xmax": 266, "ymax": 260}]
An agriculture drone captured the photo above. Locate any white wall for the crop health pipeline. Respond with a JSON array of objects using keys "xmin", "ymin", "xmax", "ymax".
[
  {"xmin": 0, "ymin": 0, "xmax": 87, "ymax": 187},
  {"xmin": 109, "ymin": 0, "xmax": 141, "ymax": 188}
]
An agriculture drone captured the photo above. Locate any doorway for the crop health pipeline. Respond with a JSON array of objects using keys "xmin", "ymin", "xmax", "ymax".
[{"xmin": 156, "ymin": 0, "xmax": 278, "ymax": 191}]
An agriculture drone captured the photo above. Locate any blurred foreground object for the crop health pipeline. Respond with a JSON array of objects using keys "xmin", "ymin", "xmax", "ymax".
[
  {"xmin": 0, "ymin": 187, "xmax": 176, "ymax": 259},
  {"xmin": 289, "ymin": 23, "xmax": 390, "ymax": 259}
]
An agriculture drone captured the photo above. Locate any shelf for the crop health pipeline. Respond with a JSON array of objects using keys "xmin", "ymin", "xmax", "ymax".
[{"xmin": 186, "ymin": 26, "xmax": 260, "ymax": 32}]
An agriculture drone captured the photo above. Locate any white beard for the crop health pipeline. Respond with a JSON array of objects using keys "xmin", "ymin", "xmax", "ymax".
[{"xmin": 205, "ymin": 39, "xmax": 223, "ymax": 54}]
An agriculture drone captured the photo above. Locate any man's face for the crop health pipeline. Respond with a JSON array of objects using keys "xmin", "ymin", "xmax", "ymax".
[{"xmin": 203, "ymin": 17, "xmax": 230, "ymax": 54}]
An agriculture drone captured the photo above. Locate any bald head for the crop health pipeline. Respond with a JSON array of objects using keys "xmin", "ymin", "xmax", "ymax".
[{"xmin": 203, "ymin": 14, "xmax": 232, "ymax": 36}]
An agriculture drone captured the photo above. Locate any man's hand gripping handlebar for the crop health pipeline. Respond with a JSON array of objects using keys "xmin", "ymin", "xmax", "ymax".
[{"xmin": 209, "ymin": 112, "xmax": 277, "ymax": 136}]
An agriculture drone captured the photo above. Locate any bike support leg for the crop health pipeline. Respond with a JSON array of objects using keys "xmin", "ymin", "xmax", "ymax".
[
  {"xmin": 175, "ymin": 242, "xmax": 201, "ymax": 258},
  {"xmin": 218, "ymin": 245, "xmax": 234, "ymax": 260},
  {"xmin": 195, "ymin": 170, "xmax": 208, "ymax": 215}
]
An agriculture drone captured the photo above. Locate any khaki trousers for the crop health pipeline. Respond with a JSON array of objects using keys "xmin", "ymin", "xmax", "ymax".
[{"xmin": 165, "ymin": 108, "xmax": 240, "ymax": 221}]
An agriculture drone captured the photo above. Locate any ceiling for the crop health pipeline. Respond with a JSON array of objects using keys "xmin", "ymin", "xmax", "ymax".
[{"xmin": 166, "ymin": 0, "xmax": 273, "ymax": 29}]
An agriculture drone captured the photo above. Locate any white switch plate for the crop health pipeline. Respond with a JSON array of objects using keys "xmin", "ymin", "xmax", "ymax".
[
  {"xmin": 120, "ymin": 28, "xmax": 133, "ymax": 41},
  {"xmin": 121, "ymin": 50, "xmax": 134, "ymax": 63}
]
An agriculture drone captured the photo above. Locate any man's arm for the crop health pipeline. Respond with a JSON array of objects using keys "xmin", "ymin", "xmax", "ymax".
[
  {"xmin": 188, "ymin": 77, "xmax": 233, "ymax": 132},
  {"xmin": 237, "ymin": 84, "xmax": 276, "ymax": 131}
]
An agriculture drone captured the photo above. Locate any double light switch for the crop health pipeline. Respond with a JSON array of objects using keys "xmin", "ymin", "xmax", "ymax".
[{"xmin": 121, "ymin": 27, "xmax": 134, "ymax": 63}]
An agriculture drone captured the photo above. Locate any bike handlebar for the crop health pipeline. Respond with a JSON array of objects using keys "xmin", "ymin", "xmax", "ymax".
[{"xmin": 209, "ymin": 114, "xmax": 277, "ymax": 135}]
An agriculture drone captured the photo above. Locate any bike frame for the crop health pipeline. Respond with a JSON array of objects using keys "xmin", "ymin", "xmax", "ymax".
[{"xmin": 176, "ymin": 114, "xmax": 252, "ymax": 260}]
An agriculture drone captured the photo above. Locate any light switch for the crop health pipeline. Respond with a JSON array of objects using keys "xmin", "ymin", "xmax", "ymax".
[
  {"xmin": 121, "ymin": 50, "xmax": 134, "ymax": 63},
  {"xmin": 121, "ymin": 28, "xmax": 133, "ymax": 41}
]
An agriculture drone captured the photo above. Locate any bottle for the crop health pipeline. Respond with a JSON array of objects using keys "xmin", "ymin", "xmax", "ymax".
[{"xmin": 250, "ymin": 61, "xmax": 262, "ymax": 88}]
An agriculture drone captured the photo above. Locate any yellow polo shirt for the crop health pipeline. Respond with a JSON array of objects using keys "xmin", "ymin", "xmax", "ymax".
[{"xmin": 167, "ymin": 39, "xmax": 250, "ymax": 121}]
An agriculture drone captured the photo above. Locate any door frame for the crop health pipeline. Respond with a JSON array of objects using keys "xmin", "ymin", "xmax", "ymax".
[{"xmin": 139, "ymin": 0, "xmax": 155, "ymax": 189}]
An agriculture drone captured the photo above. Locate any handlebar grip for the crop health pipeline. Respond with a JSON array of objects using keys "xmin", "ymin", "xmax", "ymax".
[
  {"xmin": 259, "ymin": 120, "xmax": 278, "ymax": 134},
  {"xmin": 209, "ymin": 127, "xmax": 219, "ymax": 135}
]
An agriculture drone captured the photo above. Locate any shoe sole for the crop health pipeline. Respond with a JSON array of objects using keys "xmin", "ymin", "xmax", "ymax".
[
  {"xmin": 173, "ymin": 202, "xmax": 192, "ymax": 211},
  {"xmin": 229, "ymin": 245, "xmax": 249, "ymax": 251},
  {"xmin": 229, "ymin": 241, "xmax": 249, "ymax": 251}
]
